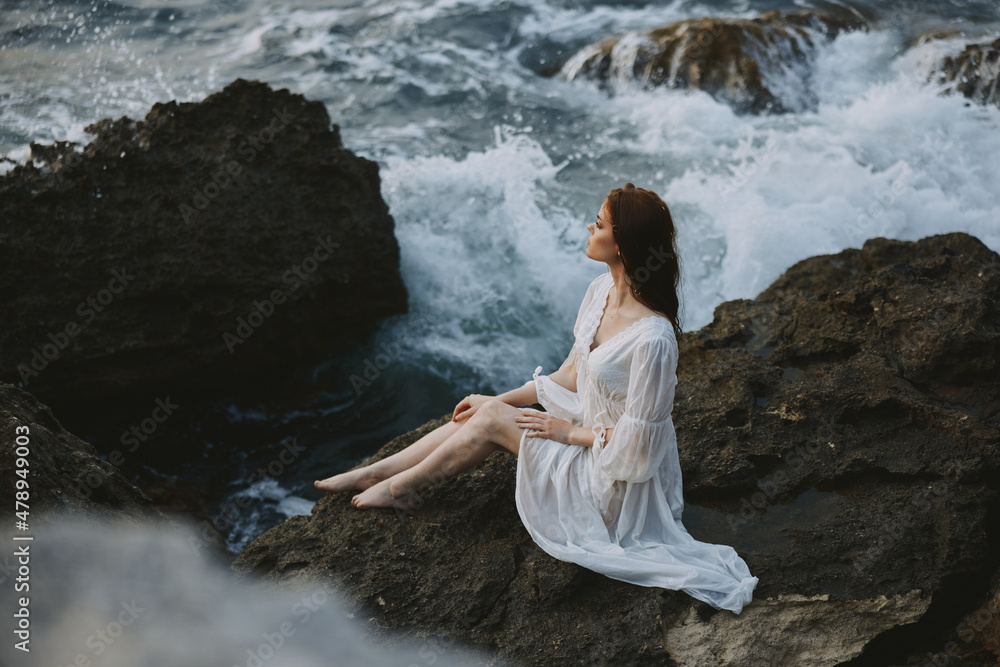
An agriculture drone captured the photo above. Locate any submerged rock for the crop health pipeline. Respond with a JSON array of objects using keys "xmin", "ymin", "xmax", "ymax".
[
  {"xmin": 233, "ymin": 232, "xmax": 1000, "ymax": 665},
  {"xmin": 931, "ymin": 36, "xmax": 1000, "ymax": 109},
  {"xmin": 559, "ymin": 10, "xmax": 868, "ymax": 114},
  {"xmin": 0, "ymin": 78, "xmax": 407, "ymax": 412}
]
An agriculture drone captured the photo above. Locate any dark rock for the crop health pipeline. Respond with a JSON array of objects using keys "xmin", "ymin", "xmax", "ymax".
[
  {"xmin": 232, "ymin": 232, "xmax": 999, "ymax": 666},
  {"xmin": 931, "ymin": 37, "xmax": 1000, "ymax": 109},
  {"xmin": 907, "ymin": 29, "xmax": 966, "ymax": 50},
  {"xmin": 559, "ymin": 10, "xmax": 869, "ymax": 114},
  {"xmin": 0, "ymin": 78, "xmax": 407, "ymax": 412},
  {"xmin": 0, "ymin": 381, "xmax": 165, "ymax": 527}
]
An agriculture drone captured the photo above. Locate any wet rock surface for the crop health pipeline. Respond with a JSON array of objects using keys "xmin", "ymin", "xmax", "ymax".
[
  {"xmin": 559, "ymin": 10, "xmax": 869, "ymax": 114},
  {"xmin": 0, "ymin": 78, "xmax": 407, "ymax": 414},
  {"xmin": 931, "ymin": 36, "xmax": 1000, "ymax": 109},
  {"xmin": 232, "ymin": 232, "xmax": 1000, "ymax": 666}
]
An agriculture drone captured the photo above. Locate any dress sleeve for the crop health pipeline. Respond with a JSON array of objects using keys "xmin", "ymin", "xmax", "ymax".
[
  {"xmin": 523, "ymin": 274, "xmax": 606, "ymax": 424},
  {"xmin": 594, "ymin": 334, "xmax": 677, "ymax": 483}
]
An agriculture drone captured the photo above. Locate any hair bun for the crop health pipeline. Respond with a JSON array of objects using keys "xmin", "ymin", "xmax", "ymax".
[{"xmin": 624, "ymin": 182, "xmax": 635, "ymax": 190}]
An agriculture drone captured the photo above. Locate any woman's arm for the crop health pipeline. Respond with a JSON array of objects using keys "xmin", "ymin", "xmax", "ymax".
[
  {"xmin": 515, "ymin": 410, "xmax": 615, "ymax": 448},
  {"xmin": 496, "ymin": 382, "xmax": 538, "ymax": 407},
  {"xmin": 545, "ymin": 356, "xmax": 578, "ymax": 393},
  {"xmin": 563, "ymin": 425, "xmax": 614, "ymax": 447},
  {"xmin": 497, "ymin": 350, "xmax": 578, "ymax": 407}
]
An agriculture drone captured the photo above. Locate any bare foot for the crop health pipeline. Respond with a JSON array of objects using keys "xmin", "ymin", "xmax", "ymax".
[
  {"xmin": 314, "ymin": 464, "xmax": 386, "ymax": 493},
  {"xmin": 351, "ymin": 477, "xmax": 419, "ymax": 510}
]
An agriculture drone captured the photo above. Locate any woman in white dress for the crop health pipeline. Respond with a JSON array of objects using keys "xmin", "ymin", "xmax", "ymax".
[{"xmin": 315, "ymin": 183, "xmax": 758, "ymax": 614}]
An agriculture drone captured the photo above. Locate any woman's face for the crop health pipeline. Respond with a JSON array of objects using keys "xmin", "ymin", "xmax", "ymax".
[{"xmin": 586, "ymin": 199, "xmax": 618, "ymax": 263}]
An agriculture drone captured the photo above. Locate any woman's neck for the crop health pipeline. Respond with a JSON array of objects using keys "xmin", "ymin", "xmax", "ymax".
[{"xmin": 607, "ymin": 262, "xmax": 638, "ymax": 315}]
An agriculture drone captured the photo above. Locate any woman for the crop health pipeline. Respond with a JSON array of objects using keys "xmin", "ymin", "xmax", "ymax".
[{"xmin": 315, "ymin": 183, "xmax": 758, "ymax": 614}]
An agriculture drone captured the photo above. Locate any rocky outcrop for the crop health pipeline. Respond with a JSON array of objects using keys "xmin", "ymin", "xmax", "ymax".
[
  {"xmin": 560, "ymin": 10, "xmax": 868, "ymax": 114},
  {"xmin": 931, "ymin": 37, "xmax": 1000, "ymax": 109},
  {"xmin": 0, "ymin": 381, "xmax": 165, "ymax": 527},
  {"xmin": 0, "ymin": 78, "xmax": 407, "ymax": 412},
  {"xmin": 232, "ymin": 232, "xmax": 1000, "ymax": 666}
]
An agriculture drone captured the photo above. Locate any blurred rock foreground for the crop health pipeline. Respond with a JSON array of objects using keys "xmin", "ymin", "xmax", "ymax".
[{"xmin": 233, "ymin": 232, "xmax": 1000, "ymax": 667}]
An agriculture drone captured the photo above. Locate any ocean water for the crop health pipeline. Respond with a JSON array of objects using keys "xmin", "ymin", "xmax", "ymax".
[{"xmin": 2, "ymin": 0, "xmax": 1000, "ymax": 558}]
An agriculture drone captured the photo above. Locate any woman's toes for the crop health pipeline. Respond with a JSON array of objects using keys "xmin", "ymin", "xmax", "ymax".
[{"xmin": 350, "ymin": 478, "xmax": 400, "ymax": 509}]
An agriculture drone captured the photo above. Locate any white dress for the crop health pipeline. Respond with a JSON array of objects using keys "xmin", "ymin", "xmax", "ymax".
[{"xmin": 515, "ymin": 271, "xmax": 758, "ymax": 614}]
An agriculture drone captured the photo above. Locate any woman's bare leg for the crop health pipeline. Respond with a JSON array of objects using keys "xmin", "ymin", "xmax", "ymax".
[
  {"xmin": 352, "ymin": 400, "xmax": 524, "ymax": 510},
  {"xmin": 314, "ymin": 419, "xmax": 465, "ymax": 493}
]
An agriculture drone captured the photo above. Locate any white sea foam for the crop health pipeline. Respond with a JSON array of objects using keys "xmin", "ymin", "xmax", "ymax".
[
  {"xmin": 579, "ymin": 28, "xmax": 1000, "ymax": 327},
  {"xmin": 223, "ymin": 478, "xmax": 313, "ymax": 553},
  {"xmin": 377, "ymin": 125, "xmax": 595, "ymax": 395},
  {"xmin": 350, "ymin": 20, "xmax": 1000, "ymax": 383},
  {"xmin": 3, "ymin": 1, "xmax": 997, "ymax": 369}
]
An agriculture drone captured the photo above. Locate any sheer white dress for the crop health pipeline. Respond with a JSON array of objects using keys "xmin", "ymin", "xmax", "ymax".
[{"xmin": 515, "ymin": 271, "xmax": 758, "ymax": 614}]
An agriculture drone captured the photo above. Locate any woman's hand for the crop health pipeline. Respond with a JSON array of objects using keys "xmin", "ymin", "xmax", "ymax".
[
  {"xmin": 515, "ymin": 408, "xmax": 575, "ymax": 444},
  {"xmin": 453, "ymin": 394, "xmax": 493, "ymax": 423}
]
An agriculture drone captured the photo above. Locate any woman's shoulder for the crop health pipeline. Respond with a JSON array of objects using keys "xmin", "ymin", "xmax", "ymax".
[
  {"xmin": 633, "ymin": 315, "xmax": 677, "ymax": 346},
  {"xmin": 628, "ymin": 320, "xmax": 678, "ymax": 375}
]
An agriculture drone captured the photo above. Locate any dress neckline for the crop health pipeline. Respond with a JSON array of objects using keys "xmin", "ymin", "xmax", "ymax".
[{"xmin": 587, "ymin": 273, "xmax": 671, "ymax": 355}]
